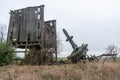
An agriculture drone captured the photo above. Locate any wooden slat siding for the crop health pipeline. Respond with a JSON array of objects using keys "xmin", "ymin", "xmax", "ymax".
[
  {"xmin": 25, "ymin": 7, "xmax": 30, "ymax": 41},
  {"xmin": 19, "ymin": 9, "xmax": 24, "ymax": 42},
  {"xmin": 30, "ymin": 7, "xmax": 34, "ymax": 41},
  {"xmin": 16, "ymin": 10, "xmax": 19, "ymax": 41},
  {"xmin": 19, "ymin": 6, "xmax": 44, "ymax": 42},
  {"xmin": 12, "ymin": 10, "xmax": 18, "ymax": 41},
  {"xmin": 53, "ymin": 20, "xmax": 57, "ymax": 61},
  {"xmin": 24, "ymin": 8, "xmax": 27, "ymax": 41},
  {"xmin": 28, "ymin": 7, "xmax": 31, "ymax": 41},
  {"xmin": 18, "ymin": 10, "xmax": 20, "ymax": 41},
  {"xmin": 29, "ymin": 7, "xmax": 33, "ymax": 41},
  {"xmin": 40, "ymin": 5, "xmax": 44, "ymax": 48},
  {"xmin": 7, "ymin": 5, "xmax": 57, "ymax": 50},
  {"xmin": 19, "ymin": 9, "xmax": 22, "ymax": 41},
  {"xmin": 20, "ymin": 9, "xmax": 24, "ymax": 41},
  {"xmin": 53, "ymin": 20, "xmax": 57, "ymax": 50},
  {"xmin": 36, "ymin": 7, "xmax": 40, "ymax": 41},
  {"xmin": 20, "ymin": 9, "xmax": 26, "ymax": 42},
  {"xmin": 23, "ymin": 8, "xmax": 28, "ymax": 42},
  {"xmin": 7, "ymin": 11, "xmax": 14, "ymax": 42},
  {"xmin": 35, "ymin": 7, "xmax": 39, "ymax": 41},
  {"xmin": 23, "ymin": 8, "xmax": 27, "ymax": 41},
  {"xmin": 10, "ymin": 12, "xmax": 15, "ymax": 41},
  {"xmin": 44, "ymin": 20, "xmax": 56, "ymax": 49},
  {"xmin": 34, "ymin": 7, "xmax": 37, "ymax": 41},
  {"xmin": 16, "ymin": 10, "xmax": 20, "ymax": 41},
  {"xmin": 44, "ymin": 24, "xmax": 49, "ymax": 48},
  {"xmin": 30, "ymin": 7, "xmax": 36, "ymax": 41},
  {"xmin": 13, "ymin": 11, "xmax": 17, "ymax": 41},
  {"xmin": 18, "ymin": 10, "xmax": 21, "ymax": 41}
]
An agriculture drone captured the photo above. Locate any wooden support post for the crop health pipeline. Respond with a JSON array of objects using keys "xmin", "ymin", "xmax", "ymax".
[
  {"xmin": 113, "ymin": 55, "xmax": 117, "ymax": 62},
  {"xmin": 41, "ymin": 49, "xmax": 43, "ymax": 64},
  {"xmin": 25, "ymin": 40, "xmax": 27, "ymax": 58},
  {"xmin": 56, "ymin": 51, "xmax": 57, "ymax": 62}
]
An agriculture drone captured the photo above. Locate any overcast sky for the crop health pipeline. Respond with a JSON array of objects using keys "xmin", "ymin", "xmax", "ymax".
[{"xmin": 0, "ymin": 0, "xmax": 120, "ymax": 56}]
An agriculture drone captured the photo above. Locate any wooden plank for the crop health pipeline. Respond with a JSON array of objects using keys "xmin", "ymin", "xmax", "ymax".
[
  {"xmin": 7, "ymin": 11, "xmax": 14, "ymax": 42},
  {"xmin": 20, "ymin": 9, "xmax": 25, "ymax": 41},
  {"xmin": 30, "ymin": 7, "xmax": 36, "ymax": 41}
]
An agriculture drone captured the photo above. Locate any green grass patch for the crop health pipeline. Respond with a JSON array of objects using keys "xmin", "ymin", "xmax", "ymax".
[{"xmin": 57, "ymin": 57, "xmax": 68, "ymax": 61}]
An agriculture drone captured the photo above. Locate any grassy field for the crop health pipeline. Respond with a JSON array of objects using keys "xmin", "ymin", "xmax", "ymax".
[
  {"xmin": 0, "ymin": 61, "xmax": 120, "ymax": 80},
  {"xmin": 57, "ymin": 57, "xmax": 68, "ymax": 61}
]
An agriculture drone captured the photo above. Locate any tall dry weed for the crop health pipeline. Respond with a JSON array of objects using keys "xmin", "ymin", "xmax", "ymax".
[{"xmin": 0, "ymin": 62, "xmax": 120, "ymax": 80}]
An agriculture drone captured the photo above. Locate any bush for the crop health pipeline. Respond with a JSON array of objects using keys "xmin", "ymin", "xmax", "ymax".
[{"xmin": 0, "ymin": 43, "xmax": 15, "ymax": 66}]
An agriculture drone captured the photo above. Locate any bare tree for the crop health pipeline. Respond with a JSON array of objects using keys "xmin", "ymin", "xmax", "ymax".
[
  {"xmin": 57, "ymin": 32, "xmax": 63, "ymax": 54},
  {"xmin": 104, "ymin": 43, "xmax": 120, "ymax": 62},
  {"xmin": 0, "ymin": 23, "xmax": 7, "ymax": 42},
  {"xmin": 106, "ymin": 43, "xmax": 120, "ymax": 55}
]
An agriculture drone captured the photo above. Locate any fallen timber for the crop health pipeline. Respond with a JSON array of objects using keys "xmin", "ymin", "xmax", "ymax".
[
  {"xmin": 62, "ymin": 28, "xmax": 117, "ymax": 63},
  {"xmin": 63, "ymin": 29, "xmax": 88, "ymax": 63},
  {"xmin": 87, "ymin": 53, "xmax": 117, "ymax": 62}
]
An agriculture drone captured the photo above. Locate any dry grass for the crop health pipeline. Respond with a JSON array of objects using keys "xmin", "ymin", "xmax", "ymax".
[{"xmin": 0, "ymin": 62, "xmax": 120, "ymax": 80}]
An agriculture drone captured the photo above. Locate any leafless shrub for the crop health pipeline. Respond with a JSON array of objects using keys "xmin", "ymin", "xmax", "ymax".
[
  {"xmin": 0, "ymin": 23, "xmax": 7, "ymax": 42},
  {"xmin": 106, "ymin": 43, "xmax": 120, "ymax": 55},
  {"xmin": 57, "ymin": 32, "xmax": 63, "ymax": 54}
]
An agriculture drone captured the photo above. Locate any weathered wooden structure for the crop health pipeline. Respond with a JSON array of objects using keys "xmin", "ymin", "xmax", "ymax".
[
  {"xmin": 7, "ymin": 5, "xmax": 57, "ymax": 64},
  {"xmin": 63, "ymin": 29, "xmax": 88, "ymax": 63}
]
